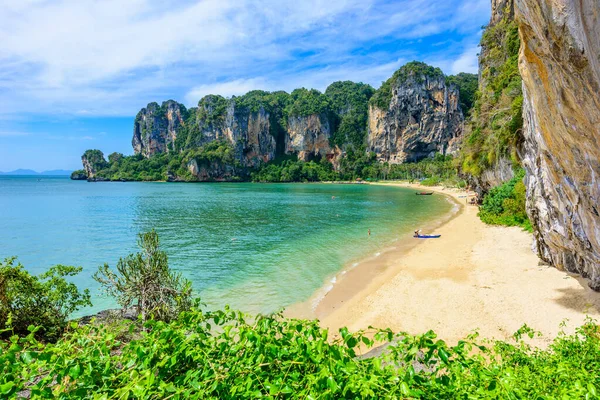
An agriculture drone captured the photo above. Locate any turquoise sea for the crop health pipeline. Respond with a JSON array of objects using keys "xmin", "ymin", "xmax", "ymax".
[{"xmin": 0, "ymin": 176, "xmax": 453, "ymax": 316}]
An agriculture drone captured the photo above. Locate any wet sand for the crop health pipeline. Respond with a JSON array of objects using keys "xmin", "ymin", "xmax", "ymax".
[{"xmin": 293, "ymin": 182, "xmax": 600, "ymax": 347}]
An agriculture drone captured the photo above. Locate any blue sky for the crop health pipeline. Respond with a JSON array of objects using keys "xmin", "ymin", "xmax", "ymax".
[{"xmin": 0, "ymin": 0, "xmax": 490, "ymax": 171}]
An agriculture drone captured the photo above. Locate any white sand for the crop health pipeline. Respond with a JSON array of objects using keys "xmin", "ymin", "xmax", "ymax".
[{"xmin": 316, "ymin": 183, "xmax": 600, "ymax": 346}]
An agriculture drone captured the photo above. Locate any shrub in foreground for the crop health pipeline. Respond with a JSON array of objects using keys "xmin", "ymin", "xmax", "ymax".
[
  {"xmin": 94, "ymin": 229, "xmax": 193, "ymax": 323},
  {"xmin": 0, "ymin": 258, "xmax": 91, "ymax": 342},
  {"xmin": 479, "ymin": 168, "xmax": 532, "ymax": 231},
  {"xmin": 1, "ymin": 306, "xmax": 599, "ymax": 398}
]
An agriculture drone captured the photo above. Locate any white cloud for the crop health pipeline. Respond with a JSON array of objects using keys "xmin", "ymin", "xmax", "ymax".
[
  {"xmin": 185, "ymin": 78, "xmax": 271, "ymax": 105},
  {"xmin": 0, "ymin": 0, "xmax": 490, "ymax": 117},
  {"xmin": 451, "ymin": 45, "xmax": 480, "ymax": 74}
]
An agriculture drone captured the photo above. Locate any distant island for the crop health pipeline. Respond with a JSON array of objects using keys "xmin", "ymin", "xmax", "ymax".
[{"xmin": 0, "ymin": 169, "xmax": 73, "ymax": 176}]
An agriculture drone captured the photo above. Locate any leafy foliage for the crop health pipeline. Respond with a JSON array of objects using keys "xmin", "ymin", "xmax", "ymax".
[
  {"xmin": 251, "ymin": 156, "xmax": 337, "ymax": 182},
  {"xmin": 1, "ymin": 303, "xmax": 599, "ymax": 398},
  {"xmin": 446, "ymin": 73, "xmax": 478, "ymax": 116},
  {"xmin": 69, "ymin": 169, "xmax": 86, "ymax": 179},
  {"xmin": 252, "ymin": 152, "xmax": 460, "ymax": 184},
  {"xmin": 85, "ymin": 141, "xmax": 240, "ymax": 182},
  {"xmin": 94, "ymin": 230, "xmax": 193, "ymax": 323},
  {"xmin": 82, "ymin": 149, "xmax": 108, "ymax": 171},
  {"xmin": 197, "ymin": 95, "xmax": 229, "ymax": 125},
  {"xmin": 370, "ymin": 61, "xmax": 445, "ymax": 110},
  {"xmin": 459, "ymin": 11, "xmax": 523, "ymax": 177},
  {"xmin": 285, "ymin": 88, "xmax": 332, "ymax": 117},
  {"xmin": 479, "ymin": 169, "xmax": 532, "ymax": 231},
  {"xmin": 325, "ymin": 81, "xmax": 375, "ymax": 148},
  {"xmin": 0, "ymin": 258, "xmax": 91, "ymax": 342}
]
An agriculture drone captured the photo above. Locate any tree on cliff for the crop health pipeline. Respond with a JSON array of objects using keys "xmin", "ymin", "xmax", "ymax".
[
  {"xmin": 94, "ymin": 230, "xmax": 192, "ymax": 322},
  {"xmin": 446, "ymin": 73, "xmax": 478, "ymax": 116}
]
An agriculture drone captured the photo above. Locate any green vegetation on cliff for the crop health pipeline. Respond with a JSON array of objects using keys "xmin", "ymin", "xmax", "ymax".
[
  {"xmin": 478, "ymin": 168, "xmax": 532, "ymax": 231},
  {"xmin": 82, "ymin": 149, "xmax": 108, "ymax": 171},
  {"xmin": 325, "ymin": 81, "xmax": 375, "ymax": 148},
  {"xmin": 446, "ymin": 73, "xmax": 478, "ymax": 116},
  {"xmin": 86, "ymin": 141, "xmax": 240, "ymax": 182},
  {"xmin": 70, "ymin": 169, "xmax": 86, "ymax": 180},
  {"xmin": 459, "ymin": 10, "xmax": 523, "ymax": 177},
  {"xmin": 370, "ymin": 61, "xmax": 445, "ymax": 110},
  {"xmin": 285, "ymin": 88, "xmax": 332, "ymax": 117},
  {"xmin": 197, "ymin": 95, "xmax": 228, "ymax": 125}
]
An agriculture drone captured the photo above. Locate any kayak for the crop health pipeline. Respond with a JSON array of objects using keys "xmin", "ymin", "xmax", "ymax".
[
  {"xmin": 415, "ymin": 234, "xmax": 441, "ymax": 239},
  {"xmin": 415, "ymin": 192, "xmax": 434, "ymax": 195}
]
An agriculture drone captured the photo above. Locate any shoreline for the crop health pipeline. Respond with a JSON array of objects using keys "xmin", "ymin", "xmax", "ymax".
[
  {"xmin": 285, "ymin": 183, "xmax": 463, "ymax": 320},
  {"xmin": 290, "ymin": 182, "xmax": 600, "ymax": 347}
]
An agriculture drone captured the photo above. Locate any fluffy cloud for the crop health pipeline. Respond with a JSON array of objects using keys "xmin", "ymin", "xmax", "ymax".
[
  {"xmin": 0, "ymin": 0, "xmax": 489, "ymax": 117},
  {"xmin": 451, "ymin": 46, "xmax": 480, "ymax": 74}
]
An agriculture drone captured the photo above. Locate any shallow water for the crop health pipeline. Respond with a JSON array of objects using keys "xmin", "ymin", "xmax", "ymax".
[{"xmin": 0, "ymin": 176, "xmax": 452, "ymax": 316}]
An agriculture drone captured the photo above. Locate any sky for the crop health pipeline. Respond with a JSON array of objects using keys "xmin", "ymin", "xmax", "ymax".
[{"xmin": 0, "ymin": 0, "xmax": 490, "ymax": 171}]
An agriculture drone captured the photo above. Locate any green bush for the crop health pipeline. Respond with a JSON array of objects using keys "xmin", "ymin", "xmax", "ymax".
[
  {"xmin": 325, "ymin": 81, "xmax": 375, "ymax": 148},
  {"xmin": 1, "ymin": 304, "xmax": 599, "ymax": 398},
  {"xmin": 446, "ymin": 72, "xmax": 478, "ymax": 116},
  {"xmin": 479, "ymin": 169, "xmax": 532, "ymax": 231},
  {"xmin": 285, "ymin": 88, "xmax": 332, "ymax": 117},
  {"xmin": 0, "ymin": 258, "xmax": 91, "ymax": 342},
  {"xmin": 94, "ymin": 230, "xmax": 193, "ymax": 323},
  {"xmin": 421, "ymin": 176, "xmax": 441, "ymax": 186},
  {"xmin": 88, "ymin": 141, "xmax": 240, "ymax": 182}
]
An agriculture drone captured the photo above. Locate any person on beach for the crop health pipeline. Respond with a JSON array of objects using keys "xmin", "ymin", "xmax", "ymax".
[
  {"xmin": 368, "ymin": 229, "xmax": 371, "ymax": 236},
  {"xmin": 414, "ymin": 229, "xmax": 420, "ymax": 238}
]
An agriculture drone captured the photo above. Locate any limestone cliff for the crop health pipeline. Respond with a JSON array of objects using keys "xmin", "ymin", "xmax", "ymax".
[
  {"xmin": 81, "ymin": 150, "xmax": 108, "ymax": 180},
  {"xmin": 133, "ymin": 92, "xmax": 340, "ymax": 168},
  {"xmin": 491, "ymin": 0, "xmax": 514, "ymax": 24},
  {"xmin": 186, "ymin": 158, "xmax": 239, "ymax": 182},
  {"xmin": 516, "ymin": 0, "xmax": 600, "ymax": 289},
  {"xmin": 459, "ymin": 0, "xmax": 522, "ymax": 194},
  {"xmin": 285, "ymin": 114, "xmax": 333, "ymax": 161},
  {"xmin": 227, "ymin": 105, "xmax": 277, "ymax": 167},
  {"xmin": 132, "ymin": 101, "xmax": 186, "ymax": 157},
  {"xmin": 367, "ymin": 63, "xmax": 464, "ymax": 163}
]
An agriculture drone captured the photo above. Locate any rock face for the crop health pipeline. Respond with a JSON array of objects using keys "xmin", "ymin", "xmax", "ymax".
[
  {"xmin": 367, "ymin": 74, "xmax": 464, "ymax": 163},
  {"xmin": 132, "ymin": 101, "xmax": 186, "ymax": 157},
  {"xmin": 470, "ymin": 156, "xmax": 515, "ymax": 196},
  {"xmin": 227, "ymin": 105, "xmax": 277, "ymax": 167},
  {"xmin": 285, "ymin": 114, "xmax": 333, "ymax": 161},
  {"xmin": 81, "ymin": 150, "xmax": 107, "ymax": 179},
  {"xmin": 186, "ymin": 159, "xmax": 238, "ymax": 182},
  {"xmin": 132, "ymin": 95, "xmax": 338, "ymax": 168},
  {"xmin": 491, "ymin": 0, "xmax": 514, "ymax": 25},
  {"xmin": 516, "ymin": 0, "xmax": 600, "ymax": 288}
]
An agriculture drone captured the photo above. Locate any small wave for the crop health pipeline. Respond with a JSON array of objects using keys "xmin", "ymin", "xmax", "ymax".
[
  {"xmin": 311, "ymin": 284, "xmax": 335, "ymax": 310},
  {"xmin": 375, "ymin": 252, "xmax": 381, "ymax": 257},
  {"xmin": 330, "ymin": 276, "xmax": 337, "ymax": 284}
]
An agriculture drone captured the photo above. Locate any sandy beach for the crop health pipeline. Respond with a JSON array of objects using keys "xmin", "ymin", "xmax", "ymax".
[{"xmin": 301, "ymin": 183, "xmax": 600, "ymax": 347}]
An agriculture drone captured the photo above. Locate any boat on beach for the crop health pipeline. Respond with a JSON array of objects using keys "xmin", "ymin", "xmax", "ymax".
[
  {"xmin": 415, "ymin": 192, "xmax": 434, "ymax": 196},
  {"xmin": 415, "ymin": 234, "xmax": 441, "ymax": 239}
]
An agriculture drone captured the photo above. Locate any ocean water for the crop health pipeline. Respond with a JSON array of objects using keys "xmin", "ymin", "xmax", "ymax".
[{"xmin": 0, "ymin": 176, "xmax": 452, "ymax": 316}]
